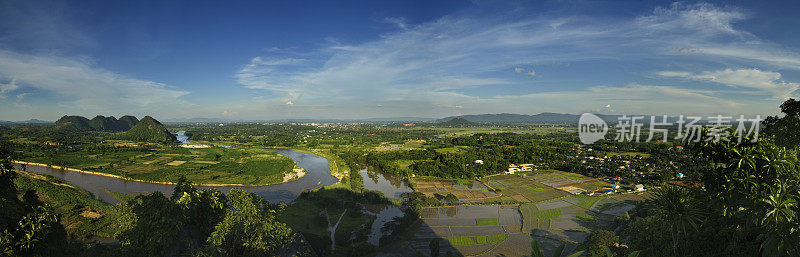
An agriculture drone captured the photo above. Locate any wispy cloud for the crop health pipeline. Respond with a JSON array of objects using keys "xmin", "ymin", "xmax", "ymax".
[
  {"xmin": 383, "ymin": 17, "xmax": 408, "ymax": 30},
  {"xmin": 657, "ymin": 68, "xmax": 799, "ymax": 99},
  {"xmin": 0, "ymin": 79, "xmax": 18, "ymax": 98},
  {"xmin": 232, "ymin": 2, "xmax": 796, "ymax": 118},
  {"xmin": 0, "ymin": 50, "xmax": 191, "ymax": 117}
]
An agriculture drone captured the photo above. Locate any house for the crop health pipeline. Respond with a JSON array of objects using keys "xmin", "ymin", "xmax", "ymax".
[
  {"xmin": 586, "ymin": 191, "xmax": 596, "ymax": 196},
  {"xmin": 677, "ymin": 173, "xmax": 685, "ymax": 179},
  {"xmin": 603, "ymin": 189, "xmax": 614, "ymax": 194},
  {"xmin": 474, "ymin": 160, "xmax": 484, "ymax": 164},
  {"xmin": 634, "ymin": 184, "xmax": 645, "ymax": 191},
  {"xmin": 610, "ymin": 184, "xmax": 620, "ymax": 189},
  {"xmin": 507, "ymin": 167, "xmax": 520, "ymax": 174}
]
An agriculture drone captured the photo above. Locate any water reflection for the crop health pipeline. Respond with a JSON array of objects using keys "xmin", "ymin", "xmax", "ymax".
[{"xmin": 360, "ymin": 168, "xmax": 413, "ymax": 200}]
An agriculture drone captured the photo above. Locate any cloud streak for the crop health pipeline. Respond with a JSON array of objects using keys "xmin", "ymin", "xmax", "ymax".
[
  {"xmin": 657, "ymin": 68, "xmax": 799, "ymax": 99},
  {"xmin": 232, "ymin": 2, "xmax": 799, "ymax": 118},
  {"xmin": 0, "ymin": 50, "xmax": 191, "ymax": 118}
]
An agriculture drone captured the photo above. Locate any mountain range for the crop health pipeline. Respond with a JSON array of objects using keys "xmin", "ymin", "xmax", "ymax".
[{"xmin": 52, "ymin": 115, "xmax": 176, "ymax": 143}]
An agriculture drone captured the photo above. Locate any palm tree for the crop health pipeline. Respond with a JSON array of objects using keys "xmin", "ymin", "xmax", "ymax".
[
  {"xmin": 649, "ymin": 185, "xmax": 706, "ymax": 256},
  {"xmin": 757, "ymin": 180, "xmax": 798, "ymax": 257}
]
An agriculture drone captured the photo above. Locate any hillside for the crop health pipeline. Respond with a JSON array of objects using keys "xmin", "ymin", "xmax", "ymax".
[
  {"xmin": 89, "ymin": 115, "xmax": 131, "ymax": 131},
  {"xmin": 436, "ymin": 113, "xmax": 621, "ymax": 124},
  {"xmin": 55, "ymin": 115, "xmax": 140, "ymax": 132},
  {"xmin": 54, "ymin": 115, "xmax": 95, "ymax": 131},
  {"xmin": 121, "ymin": 116, "xmax": 177, "ymax": 143},
  {"xmin": 438, "ymin": 117, "xmax": 478, "ymax": 127},
  {"xmin": 119, "ymin": 115, "xmax": 140, "ymax": 128}
]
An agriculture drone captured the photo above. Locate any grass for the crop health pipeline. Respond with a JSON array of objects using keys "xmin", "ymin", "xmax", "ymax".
[
  {"xmin": 447, "ymin": 236, "xmax": 476, "ymax": 246},
  {"xmin": 520, "ymin": 203, "xmax": 539, "ymax": 232},
  {"xmin": 476, "ymin": 218, "xmax": 499, "ymax": 226},
  {"xmin": 526, "ymin": 186, "xmax": 545, "ymax": 193},
  {"xmin": 14, "ymin": 171, "xmax": 120, "ymax": 240},
  {"xmin": 570, "ymin": 195, "xmax": 602, "ymax": 209},
  {"xmin": 538, "ymin": 208, "xmax": 564, "ymax": 220}
]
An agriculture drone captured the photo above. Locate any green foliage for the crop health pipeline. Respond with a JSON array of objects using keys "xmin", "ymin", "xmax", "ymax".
[
  {"xmin": 531, "ymin": 239, "xmax": 584, "ymax": 257},
  {"xmin": 444, "ymin": 193, "xmax": 459, "ymax": 204},
  {"xmin": 0, "ymin": 141, "xmax": 71, "ymax": 256},
  {"xmin": 116, "ymin": 192, "xmax": 183, "ymax": 256},
  {"xmin": 120, "ymin": 116, "xmax": 177, "ymax": 144},
  {"xmin": 583, "ymin": 230, "xmax": 619, "ymax": 257},
  {"xmin": 207, "ymin": 189, "xmax": 295, "ymax": 257}
]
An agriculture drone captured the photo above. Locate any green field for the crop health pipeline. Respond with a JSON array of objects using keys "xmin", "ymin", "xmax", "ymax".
[
  {"xmin": 476, "ymin": 218, "xmax": 499, "ymax": 226},
  {"xmin": 447, "ymin": 236, "xmax": 476, "ymax": 246},
  {"xmin": 17, "ymin": 146, "xmax": 296, "ymax": 186},
  {"xmin": 475, "ymin": 234, "xmax": 507, "ymax": 244},
  {"xmin": 568, "ymin": 195, "xmax": 602, "ymax": 209}
]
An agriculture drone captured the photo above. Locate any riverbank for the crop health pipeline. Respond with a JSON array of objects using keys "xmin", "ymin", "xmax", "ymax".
[{"xmin": 12, "ymin": 160, "xmax": 306, "ymax": 187}]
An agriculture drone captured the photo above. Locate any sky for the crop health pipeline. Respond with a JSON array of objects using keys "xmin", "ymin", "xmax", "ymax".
[{"xmin": 1, "ymin": 0, "xmax": 799, "ymax": 121}]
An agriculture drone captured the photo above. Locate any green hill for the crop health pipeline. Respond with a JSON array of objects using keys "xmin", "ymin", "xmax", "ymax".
[
  {"xmin": 54, "ymin": 115, "xmax": 94, "ymax": 131},
  {"xmin": 119, "ymin": 115, "xmax": 139, "ymax": 128},
  {"xmin": 89, "ymin": 115, "xmax": 131, "ymax": 131},
  {"xmin": 121, "ymin": 116, "xmax": 177, "ymax": 143}
]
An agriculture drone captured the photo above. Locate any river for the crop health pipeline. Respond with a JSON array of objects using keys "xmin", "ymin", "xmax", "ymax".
[{"xmin": 14, "ymin": 131, "xmax": 338, "ymax": 204}]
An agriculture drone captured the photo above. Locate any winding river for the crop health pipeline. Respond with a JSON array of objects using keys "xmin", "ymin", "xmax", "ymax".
[{"xmin": 13, "ymin": 131, "xmax": 339, "ymax": 204}]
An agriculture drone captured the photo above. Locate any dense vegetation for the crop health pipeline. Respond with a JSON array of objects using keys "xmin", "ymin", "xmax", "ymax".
[{"xmin": 119, "ymin": 116, "xmax": 177, "ymax": 144}]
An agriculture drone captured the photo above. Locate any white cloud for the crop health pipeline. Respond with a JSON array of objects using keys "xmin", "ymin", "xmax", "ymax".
[
  {"xmin": 658, "ymin": 68, "xmax": 799, "ymax": 99},
  {"xmin": 231, "ymin": 2, "xmax": 798, "ymax": 118},
  {"xmin": 384, "ymin": 17, "xmax": 408, "ymax": 30},
  {"xmin": 16, "ymin": 92, "xmax": 32, "ymax": 100},
  {"xmin": 0, "ymin": 50, "xmax": 191, "ymax": 117},
  {"xmin": 0, "ymin": 79, "xmax": 19, "ymax": 98}
]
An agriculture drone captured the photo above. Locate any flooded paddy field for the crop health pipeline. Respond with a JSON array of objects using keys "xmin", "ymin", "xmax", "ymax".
[{"xmin": 390, "ymin": 191, "xmax": 650, "ymax": 256}]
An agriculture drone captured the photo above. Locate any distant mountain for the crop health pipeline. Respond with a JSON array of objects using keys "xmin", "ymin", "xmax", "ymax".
[
  {"xmin": 17, "ymin": 119, "xmax": 50, "ymax": 124},
  {"xmin": 438, "ymin": 117, "xmax": 478, "ymax": 127},
  {"xmin": 121, "ymin": 116, "xmax": 177, "ymax": 143},
  {"xmin": 54, "ymin": 115, "xmax": 94, "ymax": 131},
  {"xmin": 359, "ymin": 117, "xmax": 438, "ymax": 122},
  {"xmin": 436, "ymin": 113, "xmax": 621, "ymax": 124},
  {"xmin": 0, "ymin": 119, "xmax": 51, "ymax": 125},
  {"xmin": 164, "ymin": 117, "xmax": 231, "ymax": 123}
]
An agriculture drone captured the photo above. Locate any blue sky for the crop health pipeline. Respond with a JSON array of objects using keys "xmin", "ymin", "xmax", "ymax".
[{"xmin": 1, "ymin": 0, "xmax": 799, "ymax": 121}]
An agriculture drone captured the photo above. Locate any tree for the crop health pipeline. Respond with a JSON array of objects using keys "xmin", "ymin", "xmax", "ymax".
[
  {"xmin": 649, "ymin": 185, "xmax": 706, "ymax": 256},
  {"xmin": 0, "ymin": 141, "xmax": 70, "ymax": 256},
  {"xmin": 443, "ymin": 193, "xmax": 459, "ymax": 205},
  {"xmin": 531, "ymin": 240, "xmax": 584, "ymax": 257},
  {"xmin": 116, "ymin": 192, "xmax": 183, "ymax": 256},
  {"xmin": 206, "ymin": 189, "xmax": 295, "ymax": 257},
  {"xmin": 583, "ymin": 230, "xmax": 619, "ymax": 256},
  {"xmin": 764, "ymin": 98, "xmax": 800, "ymax": 147}
]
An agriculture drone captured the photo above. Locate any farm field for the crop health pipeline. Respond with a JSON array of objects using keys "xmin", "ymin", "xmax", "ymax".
[
  {"xmin": 482, "ymin": 170, "xmax": 616, "ymax": 204},
  {"xmin": 400, "ymin": 188, "xmax": 650, "ymax": 256},
  {"xmin": 412, "ymin": 178, "xmax": 498, "ymax": 201},
  {"xmin": 17, "ymin": 146, "xmax": 297, "ymax": 186}
]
